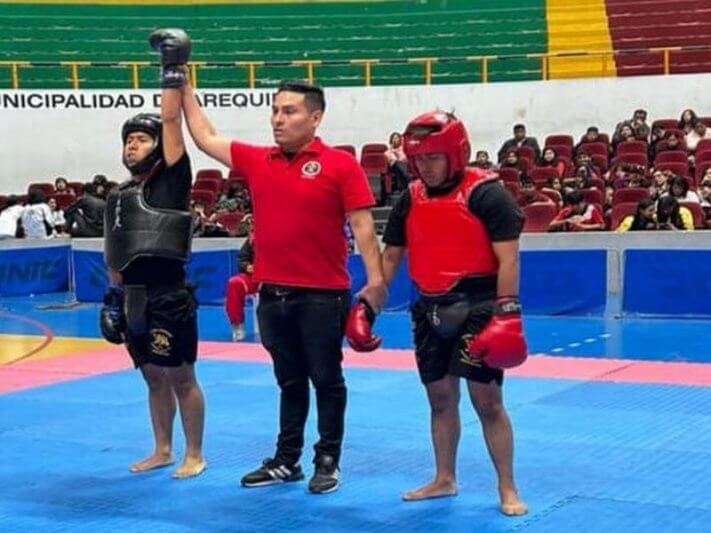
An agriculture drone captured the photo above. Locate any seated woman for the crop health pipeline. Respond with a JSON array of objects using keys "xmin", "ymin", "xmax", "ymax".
[
  {"xmin": 615, "ymin": 198, "xmax": 657, "ymax": 231},
  {"xmin": 656, "ymin": 195, "xmax": 694, "ymax": 231}
]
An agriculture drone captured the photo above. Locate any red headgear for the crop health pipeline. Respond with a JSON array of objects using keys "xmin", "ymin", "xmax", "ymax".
[{"xmin": 402, "ymin": 111, "xmax": 471, "ymax": 182}]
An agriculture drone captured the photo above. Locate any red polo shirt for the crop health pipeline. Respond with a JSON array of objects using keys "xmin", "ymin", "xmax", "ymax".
[{"xmin": 230, "ymin": 137, "xmax": 374, "ymax": 289}]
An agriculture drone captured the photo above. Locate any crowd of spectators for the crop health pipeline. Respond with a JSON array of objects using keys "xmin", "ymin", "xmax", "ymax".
[{"xmin": 2, "ymin": 108, "xmax": 710, "ymax": 240}]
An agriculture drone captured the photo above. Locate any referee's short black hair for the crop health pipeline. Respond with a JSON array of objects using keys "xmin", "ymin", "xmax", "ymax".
[{"xmin": 277, "ymin": 79, "xmax": 326, "ymax": 112}]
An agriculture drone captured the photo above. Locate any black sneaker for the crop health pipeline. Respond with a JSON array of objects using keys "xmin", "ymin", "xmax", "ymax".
[
  {"xmin": 308, "ymin": 455, "xmax": 340, "ymax": 494},
  {"xmin": 240, "ymin": 457, "xmax": 304, "ymax": 487}
]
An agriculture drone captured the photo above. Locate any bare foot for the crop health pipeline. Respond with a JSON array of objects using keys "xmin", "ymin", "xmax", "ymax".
[
  {"xmin": 402, "ymin": 480, "xmax": 458, "ymax": 501},
  {"xmin": 129, "ymin": 452, "xmax": 174, "ymax": 473},
  {"xmin": 499, "ymin": 486, "xmax": 528, "ymax": 516},
  {"xmin": 172, "ymin": 456, "xmax": 207, "ymax": 479}
]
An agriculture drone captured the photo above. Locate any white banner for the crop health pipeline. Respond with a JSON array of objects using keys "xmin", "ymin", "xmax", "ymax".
[{"xmin": 1, "ymin": 73, "xmax": 710, "ymax": 193}]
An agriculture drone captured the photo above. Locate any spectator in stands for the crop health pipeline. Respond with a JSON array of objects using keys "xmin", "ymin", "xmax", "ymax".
[
  {"xmin": 191, "ymin": 199, "xmax": 228, "ymax": 237},
  {"xmin": 625, "ymin": 165, "xmax": 649, "ymax": 189},
  {"xmin": 215, "ymin": 180, "xmax": 251, "ymax": 213},
  {"xmin": 47, "ymin": 197, "xmax": 67, "ymax": 235},
  {"xmin": 546, "ymin": 175, "xmax": 563, "ymax": 193},
  {"xmin": 497, "ymin": 123, "xmax": 540, "ymax": 163},
  {"xmin": 573, "ymin": 152, "xmax": 600, "ymax": 179},
  {"xmin": 54, "ymin": 176, "xmax": 75, "ymax": 196},
  {"xmin": 384, "ymin": 132, "xmax": 406, "ymax": 164},
  {"xmin": 678, "ymin": 109, "xmax": 699, "ymax": 134},
  {"xmin": 574, "ymin": 126, "xmax": 603, "ymax": 156},
  {"xmin": 615, "ymin": 198, "xmax": 658, "ymax": 231},
  {"xmin": 563, "ymin": 166, "xmax": 592, "ymax": 196},
  {"xmin": 517, "ymin": 176, "xmax": 554, "ymax": 207},
  {"xmin": 648, "ymin": 124, "xmax": 665, "ymax": 160},
  {"xmin": 649, "ymin": 169, "xmax": 670, "ymax": 201},
  {"xmin": 224, "ymin": 215, "xmax": 258, "ymax": 342},
  {"xmin": 657, "ymin": 195, "xmax": 694, "ymax": 230},
  {"xmin": 92, "ymin": 174, "xmax": 110, "ymax": 198},
  {"xmin": 662, "ymin": 175, "xmax": 700, "ymax": 203},
  {"xmin": 630, "ymin": 109, "xmax": 651, "ymax": 141},
  {"xmin": 699, "ymin": 177, "xmax": 711, "ymax": 228},
  {"xmin": 0, "ymin": 195, "xmax": 23, "ymax": 239},
  {"xmin": 655, "ymin": 129, "xmax": 686, "ymax": 157},
  {"xmin": 548, "ymin": 190, "xmax": 605, "ymax": 232},
  {"xmin": 611, "ymin": 122, "xmax": 636, "ymax": 152},
  {"xmin": 64, "ymin": 182, "xmax": 106, "ymax": 238},
  {"xmin": 471, "ymin": 150, "xmax": 494, "ymax": 170},
  {"xmin": 500, "ymin": 150, "xmax": 524, "ymax": 172},
  {"xmin": 537, "ymin": 147, "xmax": 565, "ymax": 177},
  {"xmin": 385, "ymin": 131, "xmax": 411, "ymax": 190},
  {"xmin": 21, "ymin": 188, "xmax": 54, "ymax": 239},
  {"xmin": 685, "ymin": 120, "xmax": 711, "ymax": 154}
]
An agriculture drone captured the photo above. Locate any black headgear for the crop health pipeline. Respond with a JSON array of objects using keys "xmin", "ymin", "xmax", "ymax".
[{"xmin": 121, "ymin": 113, "xmax": 162, "ymax": 175}]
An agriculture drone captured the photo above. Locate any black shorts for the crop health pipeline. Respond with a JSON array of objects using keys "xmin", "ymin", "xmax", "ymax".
[
  {"xmin": 125, "ymin": 283, "xmax": 199, "ymax": 368},
  {"xmin": 411, "ymin": 296, "xmax": 504, "ymax": 386}
]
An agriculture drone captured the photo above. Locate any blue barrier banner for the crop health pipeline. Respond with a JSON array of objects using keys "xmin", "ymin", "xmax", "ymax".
[
  {"xmin": 519, "ymin": 250, "xmax": 607, "ymax": 315},
  {"xmin": 623, "ymin": 249, "xmax": 711, "ymax": 316},
  {"xmin": 348, "ymin": 254, "xmax": 413, "ymax": 311},
  {"xmin": 0, "ymin": 245, "xmax": 70, "ymax": 296},
  {"xmin": 73, "ymin": 249, "xmax": 238, "ymax": 305}
]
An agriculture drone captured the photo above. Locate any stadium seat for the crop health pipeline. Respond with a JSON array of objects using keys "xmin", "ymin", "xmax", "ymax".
[
  {"xmin": 50, "ymin": 193, "xmax": 75, "ymax": 210},
  {"xmin": 610, "ymin": 202, "xmax": 638, "ymax": 230},
  {"xmin": 679, "ymin": 201, "xmax": 705, "ymax": 228},
  {"xmin": 654, "ymin": 151, "xmax": 688, "ymax": 165},
  {"xmin": 615, "ymin": 140, "xmax": 648, "ymax": 156},
  {"xmin": 27, "ymin": 182, "xmax": 54, "ymax": 196},
  {"xmin": 214, "ymin": 211, "xmax": 244, "ymax": 236},
  {"xmin": 545, "ymin": 134, "xmax": 574, "ymax": 147},
  {"xmin": 522, "ymin": 202, "xmax": 558, "ymax": 232},
  {"xmin": 334, "ymin": 144, "xmax": 357, "ymax": 157},
  {"xmin": 613, "ymin": 188, "xmax": 650, "ymax": 205},
  {"xmin": 195, "ymin": 168, "xmax": 223, "ymax": 181},
  {"xmin": 497, "ymin": 167, "xmax": 520, "ymax": 183}
]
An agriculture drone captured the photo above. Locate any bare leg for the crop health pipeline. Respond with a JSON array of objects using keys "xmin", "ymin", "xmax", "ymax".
[
  {"xmin": 403, "ymin": 375, "xmax": 460, "ymax": 501},
  {"xmin": 167, "ymin": 363, "xmax": 207, "ymax": 479},
  {"xmin": 130, "ymin": 363, "xmax": 176, "ymax": 473},
  {"xmin": 467, "ymin": 380, "xmax": 527, "ymax": 516}
]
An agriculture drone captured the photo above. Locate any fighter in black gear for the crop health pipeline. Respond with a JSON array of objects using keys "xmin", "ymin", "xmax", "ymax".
[{"xmin": 101, "ymin": 28, "xmax": 206, "ymax": 479}]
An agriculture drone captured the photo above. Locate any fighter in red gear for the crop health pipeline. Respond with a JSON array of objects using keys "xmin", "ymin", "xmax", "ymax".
[
  {"xmin": 381, "ymin": 111, "xmax": 528, "ymax": 515},
  {"xmin": 225, "ymin": 215, "xmax": 259, "ymax": 341}
]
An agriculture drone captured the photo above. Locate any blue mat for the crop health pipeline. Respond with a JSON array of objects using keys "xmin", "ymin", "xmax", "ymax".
[{"xmin": 1, "ymin": 361, "xmax": 711, "ymax": 532}]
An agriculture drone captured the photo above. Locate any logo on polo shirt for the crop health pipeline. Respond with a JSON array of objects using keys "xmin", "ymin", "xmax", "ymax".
[{"xmin": 301, "ymin": 161, "xmax": 321, "ymax": 179}]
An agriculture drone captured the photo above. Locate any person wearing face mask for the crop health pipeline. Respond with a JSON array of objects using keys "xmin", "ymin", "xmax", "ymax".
[
  {"xmin": 380, "ymin": 111, "xmax": 528, "ymax": 515},
  {"xmin": 101, "ymin": 29, "xmax": 206, "ymax": 480},
  {"xmin": 167, "ymin": 27, "xmax": 387, "ymax": 494}
]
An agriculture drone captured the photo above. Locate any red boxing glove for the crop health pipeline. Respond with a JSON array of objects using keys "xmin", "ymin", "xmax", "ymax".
[
  {"xmin": 467, "ymin": 296, "xmax": 528, "ymax": 369},
  {"xmin": 345, "ymin": 300, "xmax": 381, "ymax": 352}
]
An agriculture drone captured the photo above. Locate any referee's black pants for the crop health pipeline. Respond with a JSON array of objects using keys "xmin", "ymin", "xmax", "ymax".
[{"xmin": 257, "ymin": 284, "xmax": 350, "ymax": 466}]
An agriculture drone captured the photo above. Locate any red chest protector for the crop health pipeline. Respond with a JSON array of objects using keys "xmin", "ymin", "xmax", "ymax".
[{"xmin": 405, "ymin": 168, "xmax": 499, "ymax": 295}]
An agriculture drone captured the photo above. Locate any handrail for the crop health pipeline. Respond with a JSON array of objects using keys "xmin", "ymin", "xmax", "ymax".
[{"xmin": 0, "ymin": 46, "xmax": 708, "ymax": 89}]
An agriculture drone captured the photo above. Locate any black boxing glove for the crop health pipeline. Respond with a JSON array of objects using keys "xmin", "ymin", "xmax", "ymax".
[{"xmin": 149, "ymin": 28, "xmax": 191, "ymax": 88}]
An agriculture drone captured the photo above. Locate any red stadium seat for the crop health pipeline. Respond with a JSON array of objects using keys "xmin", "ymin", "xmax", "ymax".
[
  {"xmin": 610, "ymin": 202, "xmax": 639, "ymax": 230},
  {"xmin": 530, "ymin": 167, "xmax": 560, "ymax": 187},
  {"xmin": 654, "ymin": 161, "xmax": 690, "ymax": 179},
  {"xmin": 613, "ymin": 188, "xmax": 650, "ymax": 205},
  {"xmin": 577, "ymin": 142, "xmax": 608, "ymax": 158},
  {"xmin": 361, "ymin": 143, "xmax": 387, "ymax": 155},
  {"xmin": 615, "ymin": 140, "xmax": 648, "ymax": 156},
  {"xmin": 654, "ymin": 151, "xmax": 687, "ymax": 165},
  {"xmin": 214, "ymin": 211, "xmax": 244, "ymax": 236},
  {"xmin": 193, "ymin": 178, "xmax": 222, "ymax": 194},
  {"xmin": 652, "ymin": 118, "xmax": 679, "ymax": 131},
  {"xmin": 335, "ymin": 144, "xmax": 357, "ymax": 157},
  {"xmin": 540, "ymin": 188, "xmax": 563, "ymax": 205},
  {"xmin": 195, "ymin": 168, "xmax": 223, "ymax": 181},
  {"xmin": 497, "ymin": 167, "xmax": 520, "ymax": 183},
  {"xmin": 581, "ymin": 188, "xmax": 603, "ymax": 205},
  {"xmin": 361, "ymin": 153, "xmax": 388, "ymax": 175},
  {"xmin": 679, "ymin": 201, "xmax": 705, "ymax": 228},
  {"xmin": 516, "ymin": 145, "xmax": 536, "ymax": 162},
  {"xmin": 67, "ymin": 181, "xmax": 84, "ymax": 195},
  {"xmin": 695, "ymin": 139, "xmax": 711, "ymax": 155},
  {"xmin": 547, "ymin": 144, "xmax": 572, "ymax": 159},
  {"xmin": 50, "ymin": 193, "xmax": 75, "ymax": 210},
  {"xmin": 545, "ymin": 134, "xmax": 574, "ymax": 147},
  {"xmin": 522, "ymin": 202, "xmax": 558, "ymax": 232},
  {"xmin": 503, "ymin": 181, "xmax": 520, "ymax": 199},
  {"xmin": 612, "ymin": 153, "xmax": 648, "ymax": 168}
]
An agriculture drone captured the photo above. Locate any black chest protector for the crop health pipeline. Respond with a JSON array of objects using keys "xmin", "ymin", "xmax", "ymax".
[{"xmin": 104, "ymin": 180, "xmax": 193, "ymax": 272}]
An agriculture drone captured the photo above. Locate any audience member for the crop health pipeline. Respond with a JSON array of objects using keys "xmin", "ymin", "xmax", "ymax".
[
  {"xmin": 548, "ymin": 190, "xmax": 605, "ymax": 232},
  {"xmin": 0, "ymin": 195, "xmax": 24, "ymax": 239},
  {"xmin": 497, "ymin": 123, "xmax": 541, "ymax": 162}
]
